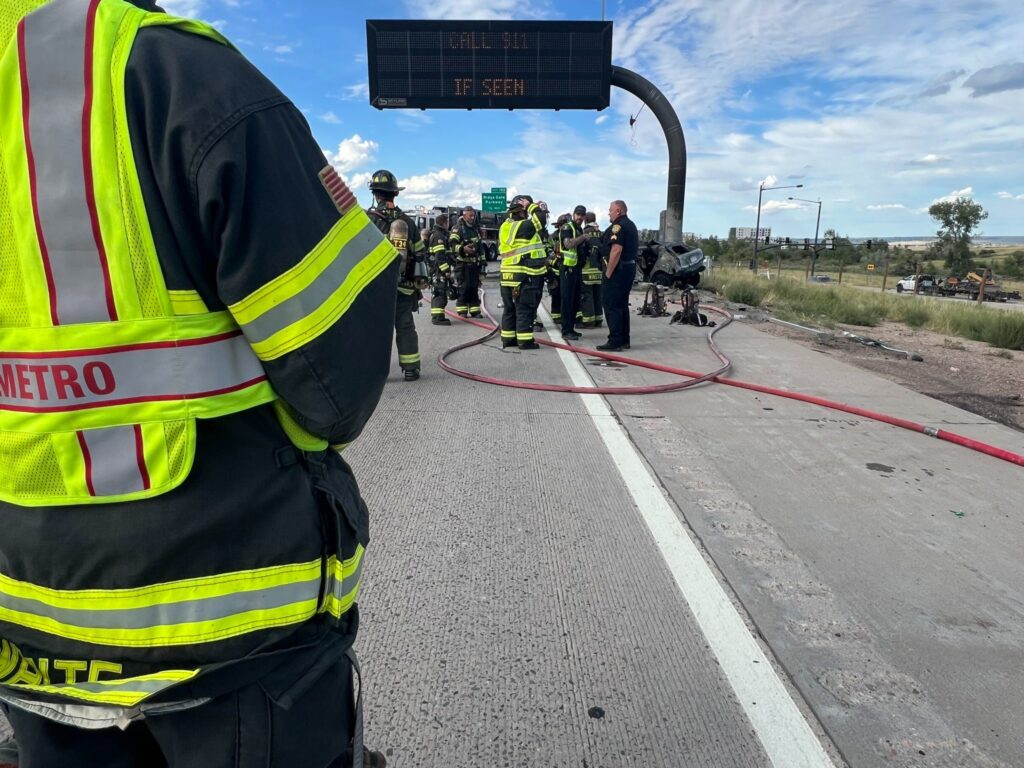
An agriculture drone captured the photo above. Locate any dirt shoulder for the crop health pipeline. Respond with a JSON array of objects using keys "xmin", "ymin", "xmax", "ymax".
[{"xmin": 743, "ymin": 315, "xmax": 1024, "ymax": 433}]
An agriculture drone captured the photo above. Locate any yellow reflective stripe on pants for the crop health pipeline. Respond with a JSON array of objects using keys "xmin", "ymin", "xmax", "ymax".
[
  {"xmin": 0, "ymin": 559, "xmax": 332, "ymax": 648},
  {"xmin": 8, "ymin": 669, "xmax": 199, "ymax": 708},
  {"xmin": 323, "ymin": 546, "xmax": 365, "ymax": 619},
  {"xmin": 228, "ymin": 208, "xmax": 398, "ymax": 361},
  {"xmin": 398, "ymin": 353, "xmax": 420, "ymax": 365}
]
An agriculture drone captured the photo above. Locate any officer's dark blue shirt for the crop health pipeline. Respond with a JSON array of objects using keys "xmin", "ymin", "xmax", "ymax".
[{"xmin": 603, "ymin": 214, "xmax": 639, "ymax": 265}]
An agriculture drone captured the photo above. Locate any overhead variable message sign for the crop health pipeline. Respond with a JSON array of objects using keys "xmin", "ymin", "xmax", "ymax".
[{"xmin": 366, "ymin": 20, "xmax": 613, "ymax": 110}]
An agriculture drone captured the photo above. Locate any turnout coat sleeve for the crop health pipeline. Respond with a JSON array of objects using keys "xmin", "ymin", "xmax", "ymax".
[{"xmin": 125, "ymin": 26, "xmax": 398, "ymax": 447}]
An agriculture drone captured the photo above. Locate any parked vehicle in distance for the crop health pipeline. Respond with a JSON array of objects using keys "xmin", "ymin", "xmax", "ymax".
[
  {"xmin": 895, "ymin": 274, "xmax": 936, "ymax": 293},
  {"xmin": 807, "ymin": 275, "xmax": 833, "ymax": 283}
]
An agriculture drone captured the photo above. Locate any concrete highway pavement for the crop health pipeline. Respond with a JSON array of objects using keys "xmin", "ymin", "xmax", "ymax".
[{"xmin": 349, "ymin": 283, "xmax": 1022, "ymax": 767}]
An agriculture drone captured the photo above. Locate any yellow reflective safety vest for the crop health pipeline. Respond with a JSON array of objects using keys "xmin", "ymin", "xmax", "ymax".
[
  {"xmin": 560, "ymin": 221, "xmax": 580, "ymax": 268},
  {"xmin": 498, "ymin": 215, "xmax": 546, "ymax": 288},
  {"xmin": 0, "ymin": 0, "xmax": 365, "ymax": 716}
]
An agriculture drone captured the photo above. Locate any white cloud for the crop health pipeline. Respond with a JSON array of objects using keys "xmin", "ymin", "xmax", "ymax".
[
  {"xmin": 396, "ymin": 168, "xmax": 490, "ymax": 207},
  {"xmin": 906, "ymin": 154, "xmax": 951, "ymax": 166},
  {"xmin": 932, "ymin": 186, "xmax": 974, "ymax": 204},
  {"xmin": 265, "ymin": 44, "xmax": 293, "ymax": 54},
  {"xmin": 323, "ymin": 134, "xmax": 378, "ymax": 174},
  {"xmin": 867, "ymin": 204, "xmax": 907, "ymax": 210},
  {"xmin": 341, "ymin": 83, "xmax": 369, "ymax": 101},
  {"xmin": 319, "ymin": 112, "xmax": 341, "ymax": 125},
  {"xmin": 996, "ymin": 191, "xmax": 1024, "ymax": 200},
  {"xmin": 743, "ymin": 199, "xmax": 803, "ymax": 214},
  {"xmin": 595, "ymin": 115, "xmax": 610, "ymax": 125},
  {"xmin": 721, "ymin": 133, "xmax": 754, "ymax": 150}
]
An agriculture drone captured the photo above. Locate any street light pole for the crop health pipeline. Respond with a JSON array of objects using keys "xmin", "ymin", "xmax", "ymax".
[
  {"xmin": 752, "ymin": 184, "xmax": 765, "ymax": 272},
  {"xmin": 789, "ymin": 196, "xmax": 822, "ymax": 275},
  {"xmin": 751, "ymin": 183, "xmax": 803, "ymax": 273}
]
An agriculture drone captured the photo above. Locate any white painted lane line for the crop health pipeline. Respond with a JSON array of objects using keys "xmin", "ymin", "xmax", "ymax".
[{"xmin": 539, "ymin": 307, "xmax": 836, "ymax": 768}]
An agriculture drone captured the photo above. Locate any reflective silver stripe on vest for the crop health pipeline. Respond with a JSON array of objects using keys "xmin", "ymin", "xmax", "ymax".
[
  {"xmin": 0, "ymin": 333, "xmax": 266, "ymax": 413},
  {"xmin": 500, "ymin": 243, "xmax": 545, "ymax": 258},
  {"xmin": 23, "ymin": 0, "xmax": 115, "ymax": 325},
  {"xmin": 0, "ymin": 578, "xmax": 319, "ymax": 631},
  {"xmin": 237, "ymin": 223, "xmax": 384, "ymax": 345},
  {"xmin": 80, "ymin": 425, "xmax": 146, "ymax": 495}
]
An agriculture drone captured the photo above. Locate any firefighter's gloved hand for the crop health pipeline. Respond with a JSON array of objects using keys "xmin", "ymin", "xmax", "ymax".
[{"xmin": 511, "ymin": 286, "xmax": 521, "ymax": 301}]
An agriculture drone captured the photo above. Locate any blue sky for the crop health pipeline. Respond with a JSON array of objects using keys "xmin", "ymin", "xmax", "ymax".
[{"xmin": 162, "ymin": 0, "xmax": 1024, "ymax": 238}]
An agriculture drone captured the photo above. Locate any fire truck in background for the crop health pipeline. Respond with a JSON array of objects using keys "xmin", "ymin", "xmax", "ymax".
[
  {"xmin": 475, "ymin": 210, "xmax": 508, "ymax": 261},
  {"xmin": 412, "ymin": 206, "xmax": 507, "ymax": 261}
]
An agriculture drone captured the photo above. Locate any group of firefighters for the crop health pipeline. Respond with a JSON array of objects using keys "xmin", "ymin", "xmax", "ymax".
[{"xmin": 366, "ymin": 170, "xmax": 641, "ymax": 379}]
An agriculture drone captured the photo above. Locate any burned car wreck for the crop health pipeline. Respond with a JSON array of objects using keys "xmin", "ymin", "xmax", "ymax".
[{"xmin": 638, "ymin": 241, "xmax": 706, "ymax": 288}]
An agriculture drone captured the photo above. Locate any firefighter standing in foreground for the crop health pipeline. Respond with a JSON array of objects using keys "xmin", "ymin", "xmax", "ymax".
[
  {"xmin": 0, "ymin": 0, "xmax": 393, "ymax": 765},
  {"xmin": 498, "ymin": 196, "xmax": 549, "ymax": 349},
  {"xmin": 367, "ymin": 170, "xmax": 428, "ymax": 382},
  {"xmin": 428, "ymin": 213, "xmax": 455, "ymax": 326},
  {"xmin": 450, "ymin": 205, "xmax": 486, "ymax": 318}
]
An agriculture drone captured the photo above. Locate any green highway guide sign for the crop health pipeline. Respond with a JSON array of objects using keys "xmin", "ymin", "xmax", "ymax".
[{"xmin": 481, "ymin": 188, "xmax": 507, "ymax": 212}]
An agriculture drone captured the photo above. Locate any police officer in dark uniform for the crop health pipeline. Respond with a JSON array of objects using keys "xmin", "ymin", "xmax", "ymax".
[
  {"xmin": 367, "ymin": 170, "xmax": 428, "ymax": 381},
  {"xmin": 449, "ymin": 205, "xmax": 486, "ymax": 317},
  {"xmin": 597, "ymin": 199, "xmax": 639, "ymax": 351},
  {"xmin": 428, "ymin": 212, "xmax": 455, "ymax": 325}
]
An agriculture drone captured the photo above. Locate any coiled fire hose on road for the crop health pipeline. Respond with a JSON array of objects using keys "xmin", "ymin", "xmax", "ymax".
[{"xmin": 434, "ymin": 287, "xmax": 1024, "ymax": 468}]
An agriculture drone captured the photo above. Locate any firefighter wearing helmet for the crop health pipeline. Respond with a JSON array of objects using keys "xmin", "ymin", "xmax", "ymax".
[
  {"xmin": 367, "ymin": 170, "xmax": 428, "ymax": 381},
  {"xmin": 428, "ymin": 212, "xmax": 456, "ymax": 325},
  {"xmin": 498, "ymin": 195, "xmax": 548, "ymax": 349},
  {"xmin": 449, "ymin": 205, "xmax": 487, "ymax": 317}
]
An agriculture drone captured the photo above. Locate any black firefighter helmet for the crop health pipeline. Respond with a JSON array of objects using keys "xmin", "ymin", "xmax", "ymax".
[
  {"xmin": 508, "ymin": 194, "xmax": 533, "ymax": 214},
  {"xmin": 368, "ymin": 169, "xmax": 404, "ymax": 194}
]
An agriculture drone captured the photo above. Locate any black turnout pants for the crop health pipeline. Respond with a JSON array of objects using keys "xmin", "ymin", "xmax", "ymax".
[
  {"xmin": 3, "ymin": 657, "xmax": 355, "ymax": 768},
  {"xmin": 455, "ymin": 263, "xmax": 482, "ymax": 315},
  {"xmin": 500, "ymin": 276, "xmax": 543, "ymax": 345},
  {"xmin": 394, "ymin": 289, "xmax": 420, "ymax": 370}
]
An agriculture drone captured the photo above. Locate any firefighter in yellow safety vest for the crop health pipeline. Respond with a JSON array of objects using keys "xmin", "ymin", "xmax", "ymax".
[
  {"xmin": 0, "ymin": 1, "xmax": 394, "ymax": 765},
  {"xmin": 498, "ymin": 196, "xmax": 548, "ymax": 350}
]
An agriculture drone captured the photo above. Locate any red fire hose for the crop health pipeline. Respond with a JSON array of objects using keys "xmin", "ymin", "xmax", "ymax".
[{"xmin": 436, "ymin": 289, "xmax": 1024, "ymax": 468}]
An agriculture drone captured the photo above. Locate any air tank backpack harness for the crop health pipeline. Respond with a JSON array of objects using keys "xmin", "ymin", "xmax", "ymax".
[{"xmin": 0, "ymin": 0, "xmax": 371, "ymax": 720}]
